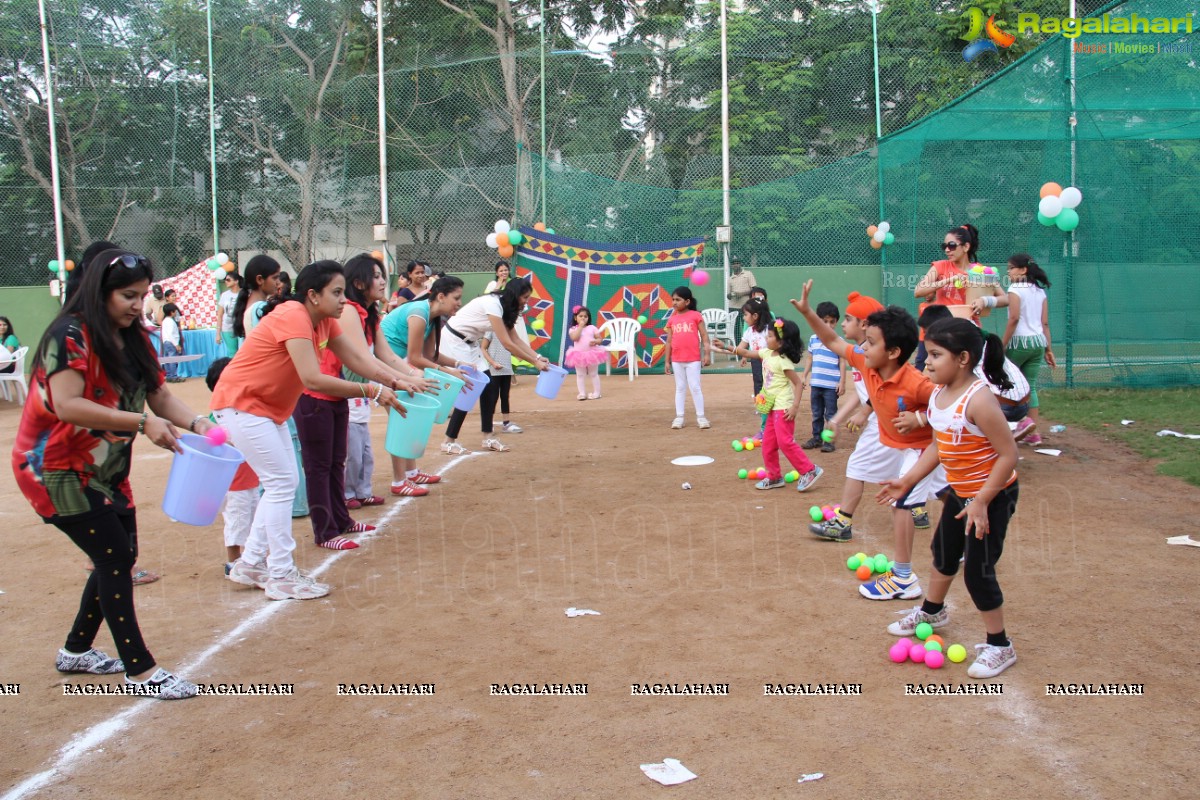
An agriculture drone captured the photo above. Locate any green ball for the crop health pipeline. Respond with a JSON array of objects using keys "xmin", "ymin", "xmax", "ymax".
[
  {"xmin": 847, "ymin": 555, "xmax": 862, "ymax": 570},
  {"xmin": 737, "ymin": 469, "xmax": 748, "ymax": 480},
  {"xmin": 821, "ymin": 429, "xmax": 834, "ymax": 442},
  {"xmin": 873, "ymin": 555, "xmax": 888, "ymax": 573},
  {"xmin": 854, "ymin": 552, "xmax": 868, "ymax": 562},
  {"xmin": 637, "ymin": 315, "xmax": 648, "ymax": 325},
  {"xmin": 732, "ymin": 440, "xmax": 744, "ymax": 452},
  {"xmin": 873, "ymin": 553, "xmax": 886, "ymax": 562},
  {"xmin": 783, "ymin": 471, "xmax": 796, "ymax": 483},
  {"xmin": 946, "ymin": 644, "xmax": 967, "ymax": 663},
  {"xmin": 914, "ymin": 622, "xmax": 933, "ymax": 641},
  {"xmin": 809, "ymin": 506, "xmax": 823, "ymax": 522},
  {"xmin": 924, "ymin": 640, "xmax": 943, "ymax": 653}
]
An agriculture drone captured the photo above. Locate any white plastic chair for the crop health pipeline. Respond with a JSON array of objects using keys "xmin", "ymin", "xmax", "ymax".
[
  {"xmin": 701, "ymin": 308, "xmax": 737, "ymax": 358},
  {"xmin": 0, "ymin": 346, "xmax": 29, "ymax": 403},
  {"xmin": 597, "ymin": 317, "xmax": 641, "ymax": 381}
]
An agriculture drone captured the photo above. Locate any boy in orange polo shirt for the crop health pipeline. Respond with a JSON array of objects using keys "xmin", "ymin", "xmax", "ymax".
[{"xmin": 793, "ymin": 280, "xmax": 947, "ymax": 600}]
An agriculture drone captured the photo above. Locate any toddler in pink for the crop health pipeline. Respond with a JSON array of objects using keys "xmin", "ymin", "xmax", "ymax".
[{"xmin": 564, "ymin": 306, "xmax": 607, "ymax": 400}]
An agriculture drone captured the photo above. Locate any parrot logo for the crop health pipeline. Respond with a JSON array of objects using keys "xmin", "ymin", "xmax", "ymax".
[{"xmin": 961, "ymin": 7, "xmax": 1017, "ymax": 61}]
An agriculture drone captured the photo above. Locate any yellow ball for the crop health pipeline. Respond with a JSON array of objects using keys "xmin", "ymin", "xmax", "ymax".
[
  {"xmin": 744, "ymin": 441, "xmax": 754, "ymax": 451},
  {"xmin": 946, "ymin": 644, "xmax": 967, "ymax": 663},
  {"xmin": 531, "ymin": 319, "xmax": 545, "ymax": 331}
]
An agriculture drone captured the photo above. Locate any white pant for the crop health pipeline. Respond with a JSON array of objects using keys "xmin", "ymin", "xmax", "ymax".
[
  {"xmin": 221, "ymin": 487, "xmax": 260, "ymax": 548},
  {"xmin": 672, "ymin": 361, "xmax": 705, "ymax": 418},
  {"xmin": 214, "ymin": 408, "xmax": 298, "ymax": 579}
]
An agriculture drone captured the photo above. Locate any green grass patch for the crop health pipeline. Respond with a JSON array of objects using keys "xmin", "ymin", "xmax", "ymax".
[{"xmin": 1042, "ymin": 388, "xmax": 1200, "ymax": 486}]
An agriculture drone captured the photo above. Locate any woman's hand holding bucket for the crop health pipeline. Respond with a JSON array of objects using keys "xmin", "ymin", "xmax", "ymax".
[
  {"xmin": 144, "ymin": 416, "xmax": 184, "ymax": 453},
  {"xmin": 390, "ymin": 373, "xmax": 431, "ymax": 396},
  {"xmin": 375, "ymin": 384, "xmax": 407, "ymax": 418}
]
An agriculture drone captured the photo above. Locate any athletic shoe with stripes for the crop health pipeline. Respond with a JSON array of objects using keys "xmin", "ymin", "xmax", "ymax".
[
  {"xmin": 408, "ymin": 471, "xmax": 441, "ymax": 484},
  {"xmin": 391, "ymin": 480, "xmax": 429, "ymax": 497},
  {"xmin": 264, "ymin": 569, "xmax": 330, "ymax": 601},
  {"xmin": 859, "ymin": 571, "xmax": 922, "ymax": 601},
  {"xmin": 227, "ymin": 559, "xmax": 269, "ymax": 589},
  {"xmin": 56, "ymin": 648, "xmax": 124, "ymax": 675}
]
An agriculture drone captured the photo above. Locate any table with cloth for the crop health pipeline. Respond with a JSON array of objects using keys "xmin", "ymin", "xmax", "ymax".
[{"xmin": 149, "ymin": 327, "xmax": 226, "ymax": 379}]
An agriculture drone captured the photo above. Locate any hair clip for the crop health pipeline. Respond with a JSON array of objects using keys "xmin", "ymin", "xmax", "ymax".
[
  {"xmin": 773, "ymin": 318, "xmax": 785, "ymax": 331},
  {"xmin": 572, "ymin": 305, "xmax": 583, "ymax": 313}
]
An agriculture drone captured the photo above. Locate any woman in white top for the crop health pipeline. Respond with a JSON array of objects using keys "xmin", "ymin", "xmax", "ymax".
[
  {"xmin": 484, "ymin": 260, "xmax": 510, "ymax": 294},
  {"xmin": 216, "ymin": 271, "xmax": 242, "ymax": 357},
  {"xmin": 440, "ymin": 278, "xmax": 549, "ymax": 453}
]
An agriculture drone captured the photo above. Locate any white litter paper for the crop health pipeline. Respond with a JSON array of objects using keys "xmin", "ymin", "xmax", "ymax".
[
  {"xmin": 1166, "ymin": 535, "xmax": 1200, "ymax": 548},
  {"xmin": 798, "ymin": 773, "xmax": 825, "ymax": 784},
  {"xmin": 1157, "ymin": 429, "xmax": 1200, "ymax": 440},
  {"xmin": 640, "ymin": 758, "xmax": 698, "ymax": 786},
  {"xmin": 681, "ymin": 482, "xmax": 692, "ymax": 490},
  {"xmin": 1121, "ymin": 420, "xmax": 1135, "ymax": 426},
  {"xmin": 1035, "ymin": 449, "xmax": 1062, "ymax": 457},
  {"xmin": 565, "ymin": 607, "xmax": 601, "ymax": 617}
]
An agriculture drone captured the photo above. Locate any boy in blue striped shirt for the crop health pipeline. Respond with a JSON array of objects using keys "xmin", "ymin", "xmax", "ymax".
[{"xmin": 801, "ymin": 301, "xmax": 846, "ymax": 452}]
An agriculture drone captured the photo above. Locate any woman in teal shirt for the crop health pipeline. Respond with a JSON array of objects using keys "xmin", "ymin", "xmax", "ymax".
[{"xmin": 0, "ymin": 316, "xmax": 18, "ymax": 373}]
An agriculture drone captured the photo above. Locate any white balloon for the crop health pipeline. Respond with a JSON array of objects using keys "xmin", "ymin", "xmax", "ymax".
[
  {"xmin": 873, "ymin": 230, "xmax": 886, "ymax": 243},
  {"xmin": 1038, "ymin": 195, "xmax": 1063, "ymax": 218},
  {"xmin": 486, "ymin": 233, "xmax": 499, "ymax": 248},
  {"xmin": 216, "ymin": 252, "xmax": 229, "ymax": 265},
  {"xmin": 877, "ymin": 221, "xmax": 890, "ymax": 233},
  {"xmin": 1060, "ymin": 187, "xmax": 1083, "ymax": 209},
  {"xmin": 494, "ymin": 219, "xmax": 511, "ymax": 235}
]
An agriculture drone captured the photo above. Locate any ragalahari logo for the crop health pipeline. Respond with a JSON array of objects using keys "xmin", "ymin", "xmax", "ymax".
[{"xmin": 961, "ymin": 7, "xmax": 1017, "ymax": 61}]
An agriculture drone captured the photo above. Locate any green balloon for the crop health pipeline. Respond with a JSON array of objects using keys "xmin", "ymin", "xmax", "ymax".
[
  {"xmin": 1037, "ymin": 211, "xmax": 1056, "ymax": 227},
  {"xmin": 883, "ymin": 232, "xmax": 895, "ymax": 245},
  {"xmin": 546, "ymin": 228, "xmax": 555, "ymax": 235},
  {"xmin": 847, "ymin": 555, "xmax": 862, "ymax": 571},
  {"xmin": 507, "ymin": 230, "xmax": 523, "ymax": 245},
  {"xmin": 206, "ymin": 258, "xmax": 220, "ymax": 269},
  {"xmin": 47, "ymin": 260, "xmax": 60, "ymax": 272},
  {"xmin": 1054, "ymin": 207, "xmax": 1080, "ymax": 232}
]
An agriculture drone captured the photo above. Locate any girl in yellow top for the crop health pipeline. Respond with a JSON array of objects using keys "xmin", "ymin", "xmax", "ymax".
[{"xmin": 877, "ymin": 317, "xmax": 1019, "ymax": 680}]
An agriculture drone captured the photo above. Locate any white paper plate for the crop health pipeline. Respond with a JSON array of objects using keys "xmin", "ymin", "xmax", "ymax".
[{"xmin": 670, "ymin": 455, "xmax": 715, "ymax": 466}]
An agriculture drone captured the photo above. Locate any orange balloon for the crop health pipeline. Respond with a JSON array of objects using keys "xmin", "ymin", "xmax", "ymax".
[
  {"xmin": 1039, "ymin": 182, "xmax": 1062, "ymax": 198},
  {"xmin": 371, "ymin": 250, "xmax": 384, "ymax": 261},
  {"xmin": 533, "ymin": 221, "xmax": 547, "ymax": 231},
  {"xmin": 64, "ymin": 259, "xmax": 76, "ymax": 271},
  {"xmin": 870, "ymin": 239, "xmax": 883, "ymax": 250},
  {"xmin": 497, "ymin": 243, "xmax": 515, "ymax": 258},
  {"xmin": 223, "ymin": 261, "xmax": 236, "ymax": 272},
  {"xmin": 926, "ymin": 634, "xmax": 945, "ymax": 647},
  {"xmin": 867, "ymin": 225, "xmax": 878, "ymax": 237}
]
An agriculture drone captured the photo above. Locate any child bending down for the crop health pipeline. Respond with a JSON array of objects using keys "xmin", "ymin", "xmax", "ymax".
[
  {"xmin": 713, "ymin": 318, "xmax": 823, "ymax": 492},
  {"xmin": 877, "ymin": 317, "xmax": 1020, "ymax": 680}
]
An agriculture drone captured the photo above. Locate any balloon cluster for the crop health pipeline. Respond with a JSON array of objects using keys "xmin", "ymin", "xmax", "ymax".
[
  {"xmin": 46, "ymin": 259, "xmax": 76, "ymax": 273},
  {"xmin": 206, "ymin": 252, "xmax": 235, "ymax": 274},
  {"xmin": 486, "ymin": 221, "xmax": 555, "ymax": 259},
  {"xmin": 866, "ymin": 221, "xmax": 894, "ymax": 250},
  {"xmin": 1036, "ymin": 183, "xmax": 1083, "ymax": 232}
]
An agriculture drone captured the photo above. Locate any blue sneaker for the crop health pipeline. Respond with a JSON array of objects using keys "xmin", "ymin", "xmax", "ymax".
[
  {"xmin": 795, "ymin": 465, "xmax": 824, "ymax": 492},
  {"xmin": 755, "ymin": 477, "xmax": 786, "ymax": 490},
  {"xmin": 911, "ymin": 505, "xmax": 930, "ymax": 529},
  {"xmin": 859, "ymin": 571, "xmax": 922, "ymax": 601}
]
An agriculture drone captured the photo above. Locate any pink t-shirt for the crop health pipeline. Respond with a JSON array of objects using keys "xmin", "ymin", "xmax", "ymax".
[{"xmin": 667, "ymin": 309, "xmax": 704, "ymax": 363}]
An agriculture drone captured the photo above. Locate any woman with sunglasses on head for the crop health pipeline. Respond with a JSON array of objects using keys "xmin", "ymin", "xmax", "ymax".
[{"xmin": 12, "ymin": 250, "xmax": 218, "ymax": 699}]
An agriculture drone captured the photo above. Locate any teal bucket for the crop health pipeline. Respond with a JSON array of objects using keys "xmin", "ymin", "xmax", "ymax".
[
  {"xmin": 385, "ymin": 392, "xmax": 442, "ymax": 458},
  {"xmin": 424, "ymin": 367, "xmax": 464, "ymax": 424},
  {"xmin": 453, "ymin": 364, "xmax": 490, "ymax": 412},
  {"xmin": 162, "ymin": 434, "xmax": 246, "ymax": 526},
  {"xmin": 535, "ymin": 364, "xmax": 569, "ymax": 400}
]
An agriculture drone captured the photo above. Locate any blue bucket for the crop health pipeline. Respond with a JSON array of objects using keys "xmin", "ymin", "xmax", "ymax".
[
  {"xmin": 424, "ymin": 367, "xmax": 464, "ymax": 423},
  {"xmin": 385, "ymin": 392, "xmax": 442, "ymax": 458},
  {"xmin": 452, "ymin": 364, "xmax": 490, "ymax": 412},
  {"xmin": 162, "ymin": 433, "xmax": 246, "ymax": 526},
  {"xmin": 534, "ymin": 364, "xmax": 569, "ymax": 400}
]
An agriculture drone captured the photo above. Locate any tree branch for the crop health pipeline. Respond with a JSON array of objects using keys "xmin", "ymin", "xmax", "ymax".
[{"xmin": 434, "ymin": 0, "xmax": 498, "ymax": 39}]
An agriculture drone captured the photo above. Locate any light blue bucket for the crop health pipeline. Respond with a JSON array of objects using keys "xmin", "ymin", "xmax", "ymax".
[
  {"xmin": 385, "ymin": 392, "xmax": 442, "ymax": 458},
  {"xmin": 162, "ymin": 433, "xmax": 245, "ymax": 526},
  {"xmin": 424, "ymin": 367, "xmax": 464, "ymax": 424},
  {"xmin": 453, "ymin": 364, "xmax": 490, "ymax": 412},
  {"xmin": 534, "ymin": 364, "xmax": 569, "ymax": 400}
]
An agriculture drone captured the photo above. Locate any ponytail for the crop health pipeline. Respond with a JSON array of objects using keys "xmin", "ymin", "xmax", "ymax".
[
  {"xmin": 1009, "ymin": 253, "xmax": 1052, "ymax": 290},
  {"xmin": 981, "ymin": 334, "xmax": 1013, "ymax": 393},
  {"xmin": 949, "ymin": 224, "xmax": 980, "ymax": 262}
]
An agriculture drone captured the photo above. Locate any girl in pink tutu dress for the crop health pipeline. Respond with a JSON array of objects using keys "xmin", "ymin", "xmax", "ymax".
[{"xmin": 564, "ymin": 306, "xmax": 608, "ymax": 400}]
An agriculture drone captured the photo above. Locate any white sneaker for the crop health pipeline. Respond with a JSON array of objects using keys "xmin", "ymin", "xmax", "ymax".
[
  {"xmin": 887, "ymin": 605, "xmax": 950, "ymax": 636},
  {"xmin": 264, "ymin": 568, "xmax": 330, "ymax": 601},
  {"xmin": 228, "ymin": 559, "xmax": 269, "ymax": 589},
  {"xmin": 500, "ymin": 421, "xmax": 523, "ymax": 433},
  {"xmin": 967, "ymin": 642, "xmax": 1017, "ymax": 679},
  {"xmin": 696, "ymin": 417, "xmax": 711, "ymax": 429},
  {"xmin": 671, "ymin": 418, "xmax": 684, "ymax": 429},
  {"xmin": 125, "ymin": 667, "xmax": 199, "ymax": 700}
]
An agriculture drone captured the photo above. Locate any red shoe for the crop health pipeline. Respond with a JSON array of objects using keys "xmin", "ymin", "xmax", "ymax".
[
  {"xmin": 390, "ymin": 480, "xmax": 429, "ymax": 497},
  {"xmin": 318, "ymin": 536, "xmax": 359, "ymax": 550},
  {"xmin": 344, "ymin": 522, "xmax": 376, "ymax": 534},
  {"xmin": 409, "ymin": 471, "xmax": 442, "ymax": 485},
  {"xmin": 359, "ymin": 495, "xmax": 386, "ymax": 506},
  {"xmin": 345, "ymin": 498, "xmax": 363, "ymax": 509}
]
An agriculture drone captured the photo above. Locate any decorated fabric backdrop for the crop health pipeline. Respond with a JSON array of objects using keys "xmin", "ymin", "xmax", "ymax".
[
  {"xmin": 514, "ymin": 229, "xmax": 706, "ymax": 372},
  {"xmin": 156, "ymin": 261, "xmax": 220, "ymax": 329}
]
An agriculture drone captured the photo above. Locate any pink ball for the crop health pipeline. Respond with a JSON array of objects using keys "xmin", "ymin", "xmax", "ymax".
[
  {"xmin": 909, "ymin": 643, "xmax": 927, "ymax": 663},
  {"xmin": 925, "ymin": 650, "xmax": 945, "ymax": 669},
  {"xmin": 690, "ymin": 270, "xmax": 710, "ymax": 287},
  {"xmin": 896, "ymin": 637, "xmax": 913, "ymax": 649},
  {"xmin": 888, "ymin": 643, "xmax": 909, "ymax": 663},
  {"xmin": 822, "ymin": 506, "xmax": 835, "ymax": 521},
  {"xmin": 756, "ymin": 468, "xmax": 767, "ymax": 480},
  {"xmin": 206, "ymin": 426, "xmax": 228, "ymax": 447}
]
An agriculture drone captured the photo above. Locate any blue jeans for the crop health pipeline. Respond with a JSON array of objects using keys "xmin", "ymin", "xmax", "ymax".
[
  {"xmin": 162, "ymin": 341, "xmax": 179, "ymax": 379},
  {"xmin": 810, "ymin": 386, "xmax": 839, "ymax": 438}
]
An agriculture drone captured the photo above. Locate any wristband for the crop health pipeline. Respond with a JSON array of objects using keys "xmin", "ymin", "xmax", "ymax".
[
  {"xmin": 983, "ymin": 295, "xmax": 998, "ymax": 308},
  {"xmin": 373, "ymin": 383, "xmax": 384, "ymax": 403},
  {"xmin": 188, "ymin": 414, "xmax": 205, "ymax": 432},
  {"xmin": 137, "ymin": 412, "xmax": 148, "ymax": 434}
]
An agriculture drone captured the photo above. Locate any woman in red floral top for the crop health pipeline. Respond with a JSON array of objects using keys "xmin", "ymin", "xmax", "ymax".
[{"xmin": 12, "ymin": 249, "xmax": 215, "ymax": 700}]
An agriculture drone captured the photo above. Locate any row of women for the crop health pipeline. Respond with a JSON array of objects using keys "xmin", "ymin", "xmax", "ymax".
[{"xmin": 11, "ymin": 248, "xmax": 548, "ymax": 700}]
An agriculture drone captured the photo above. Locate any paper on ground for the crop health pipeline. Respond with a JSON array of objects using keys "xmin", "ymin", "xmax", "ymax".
[
  {"xmin": 1121, "ymin": 419, "xmax": 1135, "ymax": 426},
  {"xmin": 566, "ymin": 607, "xmax": 600, "ymax": 617},
  {"xmin": 1157, "ymin": 429, "xmax": 1200, "ymax": 440},
  {"xmin": 798, "ymin": 773, "xmax": 824, "ymax": 783},
  {"xmin": 640, "ymin": 758, "xmax": 697, "ymax": 786},
  {"xmin": 1166, "ymin": 535, "xmax": 1200, "ymax": 548},
  {"xmin": 1035, "ymin": 449, "xmax": 1062, "ymax": 457}
]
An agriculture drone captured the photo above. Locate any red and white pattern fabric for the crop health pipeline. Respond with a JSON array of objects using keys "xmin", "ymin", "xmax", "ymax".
[{"xmin": 158, "ymin": 261, "xmax": 220, "ymax": 329}]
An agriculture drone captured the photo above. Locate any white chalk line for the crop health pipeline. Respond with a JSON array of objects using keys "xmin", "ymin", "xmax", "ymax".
[{"xmin": 1, "ymin": 453, "xmax": 478, "ymax": 800}]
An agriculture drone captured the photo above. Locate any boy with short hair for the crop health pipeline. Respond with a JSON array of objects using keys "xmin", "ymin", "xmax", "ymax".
[
  {"xmin": 793, "ymin": 281, "xmax": 946, "ymax": 600},
  {"xmin": 160, "ymin": 302, "xmax": 183, "ymax": 383},
  {"xmin": 801, "ymin": 301, "xmax": 845, "ymax": 452}
]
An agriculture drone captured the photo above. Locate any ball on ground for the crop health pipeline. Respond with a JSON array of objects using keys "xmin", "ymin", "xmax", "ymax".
[
  {"xmin": 872, "ymin": 555, "xmax": 888, "ymax": 573},
  {"xmin": 745, "ymin": 441, "xmax": 755, "ymax": 451},
  {"xmin": 854, "ymin": 552, "xmax": 868, "ymax": 562},
  {"xmin": 925, "ymin": 650, "xmax": 945, "ymax": 669},
  {"xmin": 946, "ymin": 644, "xmax": 967, "ymax": 663},
  {"xmin": 847, "ymin": 555, "xmax": 862, "ymax": 570},
  {"xmin": 810, "ymin": 506, "xmax": 824, "ymax": 522},
  {"xmin": 889, "ymin": 643, "xmax": 909, "ymax": 663},
  {"xmin": 914, "ymin": 622, "xmax": 933, "ymax": 641},
  {"xmin": 909, "ymin": 643, "xmax": 927, "ymax": 663},
  {"xmin": 738, "ymin": 469, "xmax": 748, "ymax": 479},
  {"xmin": 732, "ymin": 440, "xmax": 744, "ymax": 452},
  {"xmin": 756, "ymin": 468, "xmax": 767, "ymax": 480},
  {"xmin": 897, "ymin": 637, "xmax": 913, "ymax": 648},
  {"xmin": 784, "ymin": 471, "xmax": 797, "ymax": 483},
  {"xmin": 923, "ymin": 640, "xmax": 943, "ymax": 653},
  {"xmin": 822, "ymin": 506, "xmax": 835, "ymax": 521},
  {"xmin": 926, "ymin": 634, "xmax": 945, "ymax": 648},
  {"xmin": 855, "ymin": 564, "xmax": 873, "ymax": 581}
]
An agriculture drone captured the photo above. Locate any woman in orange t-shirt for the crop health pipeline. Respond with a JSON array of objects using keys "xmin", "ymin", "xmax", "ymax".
[
  {"xmin": 211, "ymin": 260, "xmax": 426, "ymax": 601},
  {"xmin": 912, "ymin": 224, "xmax": 999, "ymax": 370}
]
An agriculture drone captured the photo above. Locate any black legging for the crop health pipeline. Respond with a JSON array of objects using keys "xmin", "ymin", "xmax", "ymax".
[
  {"xmin": 58, "ymin": 511, "xmax": 155, "ymax": 674},
  {"xmin": 493, "ymin": 374, "xmax": 513, "ymax": 416},
  {"xmin": 446, "ymin": 371, "xmax": 503, "ymax": 438}
]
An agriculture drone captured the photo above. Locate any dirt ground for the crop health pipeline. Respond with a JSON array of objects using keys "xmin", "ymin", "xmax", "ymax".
[{"xmin": 1, "ymin": 371, "xmax": 1197, "ymax": 799}]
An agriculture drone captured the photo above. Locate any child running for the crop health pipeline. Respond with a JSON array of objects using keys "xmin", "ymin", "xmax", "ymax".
[
  {"xmin": 664, "ymin": 286, "xmax": 711, "ymax": 429},
  {"xmin": 713, "ymin": 319, "xmax": 823, "ymax": 491},
  {"xmin": 793, "ymin": 281, "xmax": 946, "ymax": 600},
  {"xmin": 564, "ymin": 305, "xmax": 607, "ymax": 400},
  {"xmin": 877, "ymin": 317, "xmax": 1020, "ymax": 679}
]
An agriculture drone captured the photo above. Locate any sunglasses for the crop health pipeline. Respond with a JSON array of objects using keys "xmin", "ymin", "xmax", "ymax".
[
  {"xmin": 106, "ymin": 253, "xmax": 149, "ymax": 272},
  {"xmin": 942, "ymin": 242, "xmax": 961, "ymax": 250}
]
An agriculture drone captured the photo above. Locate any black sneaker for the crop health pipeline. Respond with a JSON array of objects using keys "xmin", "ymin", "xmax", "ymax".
[
  {"xmin": 821, "ymin": 442, "xmax": 835, "ymax": 453},
  {"xmin": 810, "ymin": 517, "xmax": 852, "ymax": 541},
  {"xmin": 800, "ymin": 437, "xmax": 822, "ymax": 449}
]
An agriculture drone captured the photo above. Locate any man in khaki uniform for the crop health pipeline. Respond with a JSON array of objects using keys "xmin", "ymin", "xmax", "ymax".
[{"xmin": 726, "ymin": 257, "xmax": 756, "ymax": 338}]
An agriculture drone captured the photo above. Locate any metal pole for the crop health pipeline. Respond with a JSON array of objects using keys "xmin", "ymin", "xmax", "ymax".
[
  {"xmin": 37, "ymin": 0, "xmax": 66, "ymax": 303},
  {"xmin": 206, "ymin": 0, "xmax": 219, "ymax": 252},
  {"xmin": 871, "ymin": 1, "xmax": 885, "ymax": 274},
  {"xmin": 1065, "ymin": 0, "xmax": 1077, "ymax": 387},
  {"xmin": 377, "ymin": 0, "xmax": 389, "ymax": 236},
  {"xmin": 540, "ymin": 0, "xmax": 547, "ymax": 225},
  {"xmin": 720, "ymin": 0, "xmax": 731, "ymax": 305}
]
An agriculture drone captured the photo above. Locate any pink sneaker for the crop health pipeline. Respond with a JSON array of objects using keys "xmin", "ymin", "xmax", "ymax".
[
  {"xmin": 1024, "ymin": 433, "xmax": 1043, "ymax": 446},
  {"xmin": 1013, "ymin": 417, "xmax": 1037, "ymax": 442}
]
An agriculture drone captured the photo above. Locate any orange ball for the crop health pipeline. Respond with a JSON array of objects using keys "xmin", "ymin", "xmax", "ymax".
[
  {"xmin": 1039, "ymin": 182, "xmax": 1063, "ymax": 198},
  {"xmin": 926, "ymin": 634, "xmax": 945, "ymax": 648},
  {"xmin": 855, "ymin": 564, "xmax": 872, "ymax": 581}
]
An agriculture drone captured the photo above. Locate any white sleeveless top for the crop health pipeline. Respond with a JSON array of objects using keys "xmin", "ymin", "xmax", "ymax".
[{"xmin": 1007, "ymin": 283, "xmax": 1046, "ymax": 344}]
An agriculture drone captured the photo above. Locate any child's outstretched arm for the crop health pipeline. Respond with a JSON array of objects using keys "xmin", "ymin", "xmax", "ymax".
[
  {"xmin": 712, "ymin": 339, "xmax": 763, "ymax": 360},
  {"xmin": 790, "ymin": 281, "xmax": 848, "ymax": 358},
  {"xmin": 957, "ymin": 391, "xmax": 1019, "ymax": 538},
  {"xmin": 876, "ymin": 441, "xmax": 941, "ymax": 505}
]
